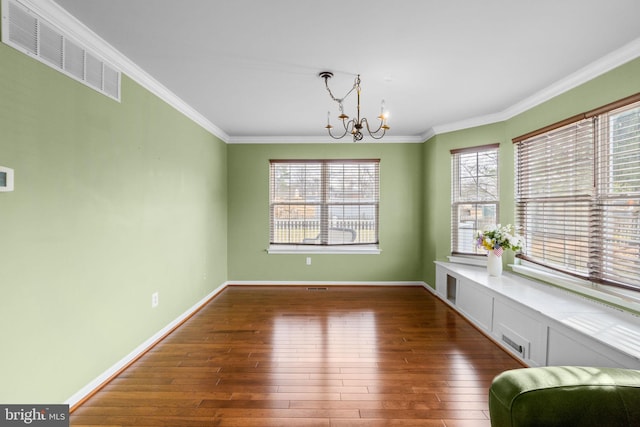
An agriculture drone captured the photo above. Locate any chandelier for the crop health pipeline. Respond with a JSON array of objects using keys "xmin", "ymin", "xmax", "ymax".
[{"xmin": 319, "ymin": 71, "xmax": 389, "ymax": 142}]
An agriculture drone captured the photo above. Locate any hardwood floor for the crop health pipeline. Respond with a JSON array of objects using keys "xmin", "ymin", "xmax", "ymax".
[{"xmin": 70, "ymin": 286, "xmax": 524, "ymax": 426}]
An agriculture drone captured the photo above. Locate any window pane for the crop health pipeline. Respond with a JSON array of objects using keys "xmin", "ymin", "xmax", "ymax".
[
  {"xmin": 270, "ymin": 160, "xmax": 379, "ymax": 246},
  {"xmin": 595, "ymin": 103, "xmax": 640, "ymax": 288},
  {"xmin": 271, "ymin": 203, "xmax": 320, "ymax": 244},
  {"xmin": 327, "ymin": 204, "xmax": 377, "ymax": 244},
  {"xmin": 520, "ymin": 200, "xmax": 591, "ymax": 275},
  {"xmin": 608, "ymin": 106, "xmax": 640, "ymax": 194},
  {"xmin": 328, "ymin": 163, "xmax": 379, "ymax": 203},
  {"xmin": 451, "ymin": 146, "xmax": 499, "ymax": 254},
  {"xmin": 454, "ymin": 203, "xmax": 497, "ymax": 254},
  {"xmin": 516, "ymin": 100, "xmax": 640, "ymax": 291}
]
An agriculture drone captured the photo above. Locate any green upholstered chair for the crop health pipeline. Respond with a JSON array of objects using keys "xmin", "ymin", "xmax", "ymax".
[{"xmin": 489, "ymin": 366, "xmax": 640, "ymax": 427}]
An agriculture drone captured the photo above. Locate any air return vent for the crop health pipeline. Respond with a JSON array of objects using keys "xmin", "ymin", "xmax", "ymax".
[
  {"xmin": 501, "ymin": 334, "xmax": 525, "ymax": 357},
  {"xmin": 2, "ymin": 0, "xmax": 121, "ymax": 101},
  {"xmin": 495, "ymin": 324, "xmax": 529, "ymax": 359}
]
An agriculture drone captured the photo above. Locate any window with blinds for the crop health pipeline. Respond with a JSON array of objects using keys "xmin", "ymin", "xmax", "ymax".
[
  {"xmin": 515, "ymin": 95, "xmax": 640, "ymax": 291},
  {"xmin": 269, "ymin": 159, "xmax": 379, "ymax": 246},
  {"xmin": 451, "ymin": 144, "xmax": 499, "ymax": 255}
]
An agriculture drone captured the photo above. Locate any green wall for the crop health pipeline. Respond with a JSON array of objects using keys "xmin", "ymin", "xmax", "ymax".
[
  {"xmin": 0, "ymin": 42, "xmax": 228, "ymax": 403},
  {"xmin": 2, "ymin": 7, "xmax": 639, "ymax": 404},
  {"xmin": 422, "ymin": 57, "xmax": 640, "ymax": 287},
  {"xmin": 422, "ymin": 122, "xmax": 508, "ymax": 287},
  {"xmin": 227, "ymin": 143, "xmax": 424, "ymax": 282}
]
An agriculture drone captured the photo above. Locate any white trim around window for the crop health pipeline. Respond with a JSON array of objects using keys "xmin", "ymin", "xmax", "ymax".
[{"xmin": 267, "ymin": 244, "xmax": 381, "ymax": 255}]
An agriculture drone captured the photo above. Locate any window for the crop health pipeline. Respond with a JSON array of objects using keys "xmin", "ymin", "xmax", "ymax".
[
  {"xmin": 515, "ymin": 94, "xmax": 640, "ymax": 292},
  {"xmin": 451, "ymin": 144, "xmax": 499, "ymax": 254},
  {"xmin": 269, "ymin": 159, "xmax": 379, "ymax": 249}
]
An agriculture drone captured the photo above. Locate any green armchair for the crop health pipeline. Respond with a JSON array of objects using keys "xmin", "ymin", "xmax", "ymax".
[{"xmin": 489, "ymin": 366, "xmax": 640, "ymax": 426}]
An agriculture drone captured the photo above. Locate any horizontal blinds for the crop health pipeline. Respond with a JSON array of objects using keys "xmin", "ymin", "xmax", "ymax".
[
  {"xmin": 594, "ymin": 103, "xmax": 640, "ymax": 288},
  {"xmin": 516, "ymin": 119, "xmax": 594, "ymax": 277},
  {"xmin": 451, "ymin": 147, "xmax": 499, "ymax": 255},
  {"xmin": 269, "ymin": 160, "xmax": 379, "ymax": 246},
  {"xmin": 516, "ymin": 99, "xmax": 640, "ymax": 291}
]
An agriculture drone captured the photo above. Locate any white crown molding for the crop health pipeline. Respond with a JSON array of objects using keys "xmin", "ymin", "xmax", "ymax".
[
  {"xmin": 21, "ymin": 1, "xmax": 640, "ymax": 145},
  {"xmin": 17, "ymin": 0, "xmax": 230, "ymax": 143},
  {"xmin": 431, "ymin": 111, "xmax": 507, "ymax": 136},
  {"xmin": 229, "ymin": 36, "xmax": 640, "ymax": 142},
  {"xmin": 430, "ymin": 36, "xmax": 640, "ymax": 137},
  {"xmin": 418, "ymin": 127, "xmax": 436, "ymax": 142},
  {"xmin": 502, "ymin": 36, "xmax": 640, "ymax": 120},
  {"xmin": 227, "ymin": 134, "xmax": 426, "ymax": 144}
]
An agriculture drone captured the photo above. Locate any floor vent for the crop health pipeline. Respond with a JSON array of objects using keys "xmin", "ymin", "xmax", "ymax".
[
  {"xmin": 307, "ymin": 287, "xmax": 328, "ymax": 291},
  {"xmin": 501, "ymin": 334, "xmax": 525, "ymax": 357},
  {"xmin": 2, "ymin": 0, "xmax": 121, "ymax": 101}
]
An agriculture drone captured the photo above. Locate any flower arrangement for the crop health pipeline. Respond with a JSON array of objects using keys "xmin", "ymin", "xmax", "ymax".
[{"xmin": 475, "ymin": 224, "xmax": 523, "ymax": 256}]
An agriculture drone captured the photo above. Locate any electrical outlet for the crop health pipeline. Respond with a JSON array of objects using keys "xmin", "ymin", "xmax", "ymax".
[
  {"xmin": 151, "ymin": 292, "xmax": 159, "ymax": 308},
  {"xmin": 306, "ymin": 257, "xmax": 311, "ymax": 266}
]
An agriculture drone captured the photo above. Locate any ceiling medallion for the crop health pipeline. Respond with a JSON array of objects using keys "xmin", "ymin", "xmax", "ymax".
[{"xmin": 319, "ymin": 71, "xmax": 389, "ymax": 142}]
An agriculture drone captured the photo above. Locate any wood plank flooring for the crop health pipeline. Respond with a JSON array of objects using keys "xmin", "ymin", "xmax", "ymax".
[{"xmin": 70, "ymin": 286, "xmax": 524, "ymax": 426}]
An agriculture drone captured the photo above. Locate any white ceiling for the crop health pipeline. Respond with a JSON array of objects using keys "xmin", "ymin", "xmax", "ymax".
[{"xmin": 49, "ymin": 0, "xmax": 640, "ymax": 143}]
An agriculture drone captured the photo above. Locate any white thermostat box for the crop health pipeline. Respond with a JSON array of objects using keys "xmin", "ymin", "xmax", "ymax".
[{"xmin": 0, "ymin": 166, "xmax": 14, "ymax": 192}]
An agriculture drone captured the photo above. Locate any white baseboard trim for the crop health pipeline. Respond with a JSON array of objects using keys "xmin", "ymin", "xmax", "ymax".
[
  {"xmin": 228, "ymin": 280, "xmax": 428, "ymax": 287},
  {"xmin": 65, "ymin": 282, "xmax": 229, "ymax": 408},
  {"xmin": 66, "ymin": 280, "xmax": 432, "ymax": 409},
  {"xmin": 422, "ymin": 282, "xmax": 437, "ymax": 293}
]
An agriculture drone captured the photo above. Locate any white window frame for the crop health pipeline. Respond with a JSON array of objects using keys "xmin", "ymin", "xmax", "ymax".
[
  {"xmin": 514, "ymin": 94, "xmax": 640, "ymax": 296},
  {"xmin": 450, "ymin": 144, "xmax": 500, "ymax": 256},
  {"xmin": 268, "ymin": 159, "xmax": 381, "ymax": 255}
]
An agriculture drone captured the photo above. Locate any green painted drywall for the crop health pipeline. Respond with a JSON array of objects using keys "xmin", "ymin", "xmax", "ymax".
[
  {"xmin": 423, "ymin": 57, "xmax": 640, "ymax": 287},
  {"xmin": 2, "ymin": 5, "xmax": 638, "ymax": 403},
  {"xmin": 421, "ymin": 123, "xmax": 508, "ymax": 287},
  {"xmin": 227, "ymin": 143, "xmax": 424, "ymax": 282},
  {"xmin": 0, "ymin": 41, "xmax": 228, "ymax": 403}
]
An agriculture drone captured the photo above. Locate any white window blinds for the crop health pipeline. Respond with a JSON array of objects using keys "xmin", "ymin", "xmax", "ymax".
[
  {"xmin": 516, "ymin": 119, "xmax": 594, "ymax": 276},
  {"xmin": 269, "ymin": 160, "xmax": 379, "ymax": 246},
  {"xmin": 451, "ymin": 144, "xmax": 499, "ymax": 255},
  {"xmin": 594, "ymin": 103, "xmax": 640, "ymax": 288},
  {"xmin": 515, "ymin": 95, "xmax": 640, "ymax": 291}
]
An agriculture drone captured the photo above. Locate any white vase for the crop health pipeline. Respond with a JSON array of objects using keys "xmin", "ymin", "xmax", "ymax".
[{"xmin": 487, "ymin": 251, "xmax": 503, "ymax": 276}]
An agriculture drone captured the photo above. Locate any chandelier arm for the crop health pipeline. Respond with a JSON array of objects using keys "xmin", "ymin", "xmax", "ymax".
[
  {"xmin": 327, "ymin": 118, "xmax": 353, "ymax": 140},
  {"xmin": 320, "ymin": 72, "xmax": 388, "ymax": 142},
  {"xmin": 361, "ymin": 117, "xmax": 386, "ymax": 136},
  {"xmin": 367, "ymin": 129, "xmax": 387, "ymax": 140}
]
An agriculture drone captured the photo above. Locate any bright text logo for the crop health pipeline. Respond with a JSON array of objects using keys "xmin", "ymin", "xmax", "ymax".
[{"xmin": 0, "ymin": 405, "xmax": 68, "ymax": 426}]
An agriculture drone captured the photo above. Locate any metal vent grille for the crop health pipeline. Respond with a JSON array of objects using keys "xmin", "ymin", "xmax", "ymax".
[
  {"xmin": 2, "ymin": 0, "xmax": 121, "ymax": 101},
  {"xmin": 501, "ymin": 334, "xmax": 525, "ymax": 356}
]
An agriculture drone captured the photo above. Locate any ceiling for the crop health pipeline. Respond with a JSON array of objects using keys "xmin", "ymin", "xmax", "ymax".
[{"xmin": 50, "ymin": 0, "xmax": 640, "ymax": 143}]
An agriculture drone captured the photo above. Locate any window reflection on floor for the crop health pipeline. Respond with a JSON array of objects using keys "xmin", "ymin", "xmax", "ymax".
[{"xmin": 270, "ymin": 311, "xmax": 378, "ymax": 387}]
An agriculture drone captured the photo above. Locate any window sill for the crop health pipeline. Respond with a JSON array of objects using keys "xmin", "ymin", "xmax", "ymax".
[
  {"xmin": 511, "ymin": 261, "xmax": 640, "ymax": 315},
  {"xmin": 268, "ymin": 244, "xmax": 381, "ymax": 255},
  {"xmin": 445, "ymin": 255, "xmax": 640, "ymax": 314},
  {"xmin": 447, "ymin": 255, "xmax": 487, "ymax": 267}
]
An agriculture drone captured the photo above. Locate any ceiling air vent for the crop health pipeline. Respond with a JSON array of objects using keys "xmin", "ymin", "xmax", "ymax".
[{"xmin": 2, "ymin": 0, "xmax": 121, "ymax": 101}]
